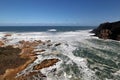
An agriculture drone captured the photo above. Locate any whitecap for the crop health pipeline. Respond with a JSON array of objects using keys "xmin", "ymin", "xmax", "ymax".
[{"xmin": 48, "ymin": 29, "xmax": 57, "ymax": 32}]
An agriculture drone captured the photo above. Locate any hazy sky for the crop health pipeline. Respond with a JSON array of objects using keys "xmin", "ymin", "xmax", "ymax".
[{"xmin": 0, "ymin": 0, "xmax": 120, "ymax": 26}]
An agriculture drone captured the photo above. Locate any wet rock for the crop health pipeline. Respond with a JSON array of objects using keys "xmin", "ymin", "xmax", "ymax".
[
  {"xmin": 46, "ymin": 40, "xmax": 51, "ymax": 43},
  {"xmin": 33, "ymin": 59, "xmax": 60, "ymax": 70},
  {"xmin": 0, "ymin": 40, "xmax": 41, "ymax": 80},
  {"xmin": 19, "ymin": 47, "xmax": 35, "ymax": 58},
  {"xmin": 18, "ymin": 40, "xmax": 43, "ymax": 57},
  {"xmin": 47, "ymin": 43, "xmax": 52, "ymax": 47},
  {"xmin": 34, "ymin": 49, "xmax": 46, "ymax": 53},
  {"xmin": 0, "ymin": 41, "xmax": 4, "ymax": 47},
  {"xmin": 19, "ymin": 40, "xmax": 42, "ymax": 48},
  {"xmin": 54, "ymin": 43, "xmax": 61, "ymax": 47},
  {"xmin": 0, "ymin": 39, "xmax": 60, "ymax": 80},
  {"xmin": 92, "ymin": 21, "xmax": 120, "ymax": 41},
  {"xmin": 4, "ymin": 34, "xmax": 12, "ymax": 37}
]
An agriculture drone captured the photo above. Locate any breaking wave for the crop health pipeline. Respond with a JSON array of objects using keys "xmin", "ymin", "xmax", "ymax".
[{"xmin": 47, "ymin": 29, "xmax": 57, "ymax": 32}]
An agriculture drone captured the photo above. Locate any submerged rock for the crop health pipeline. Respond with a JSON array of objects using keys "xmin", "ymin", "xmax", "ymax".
[{"xmin": 92, "ymin": 21, "xmax": 120, "ymax": 40}]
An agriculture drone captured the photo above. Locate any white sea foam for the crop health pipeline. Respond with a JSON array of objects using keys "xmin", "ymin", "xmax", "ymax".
[
  {"xmin": 0, "ymin": 30, "xmax": 95, "ymax": 45},
  {"xmin": 58, "ymin": 43, "xmax": 97, "ymax": 80},
  {"xmin": 1, "ymin": 30, "xmax": 100, "ymax": 80},
  {"xmin": 1, "ymin": 30, "xmax": 92, "ymax": 51},
  {"xmin": 48, "ymin": 29, "xmax": 57, "ymax": 32}
]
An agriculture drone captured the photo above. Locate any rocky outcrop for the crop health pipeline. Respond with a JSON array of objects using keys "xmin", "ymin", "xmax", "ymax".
[
  {"xmin": 0, "ymin": 40, "xmax": 41, "ymax": 80},
  {"xmin": 0, "ymin": 45, "xmax": 37, "ymax": 80},
  {"xmin": 92, "ymin": 21, "xmax": 120, "ymax": 40},
  {"xmin": 0, "ymin": 46, "xmax": 22, "ymax": 75},
  {"xmin": 0, "ymin": 38, "xmax": 61, "ymax": 80},
  {"xmin": 33, "ymin": 59, "xmax": 60, "ymax": 70}
]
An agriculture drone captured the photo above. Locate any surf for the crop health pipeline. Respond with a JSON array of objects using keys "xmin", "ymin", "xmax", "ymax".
[{"xmin": 0, "ymin": 29, "xmax": 119, "ymax": 80}]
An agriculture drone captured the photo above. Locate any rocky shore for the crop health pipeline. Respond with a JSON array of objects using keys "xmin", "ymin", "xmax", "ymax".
[
  {"xmin": 91, "ymin": 21, "xmax": 120, "ymax": 41},
  {"xmin": 0, "ymin": 34, "xmax": 61, "ymax": 80}
]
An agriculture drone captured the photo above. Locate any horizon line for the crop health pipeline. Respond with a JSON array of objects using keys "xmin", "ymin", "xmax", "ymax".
[{"xmin": 0, "ymin": 25, "xmax": 97, "ymax": 27}]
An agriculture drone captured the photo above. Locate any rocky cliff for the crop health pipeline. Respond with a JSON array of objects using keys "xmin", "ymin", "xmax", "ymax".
[{"xmin": 92, "ymin": 21, "xmax": 120, "ymax": 40}]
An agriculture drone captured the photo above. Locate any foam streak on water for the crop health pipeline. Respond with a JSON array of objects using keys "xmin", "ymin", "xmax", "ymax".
[{"xmin": 0, "ymin": 29, "xmax": 120, "ymax": 80}]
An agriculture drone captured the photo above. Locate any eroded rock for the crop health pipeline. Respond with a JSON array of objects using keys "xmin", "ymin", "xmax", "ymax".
[
  {"xmin": 33, "ymin": 59, "xmax": 60, "ymax": 70},
  {"xmin": 92, "ymin": 21, "xmax": 120, "ymax": 41},
  {"xmin": 0, "ymin": 45, "xmax": 37, "ymax": 80},
  {"xmin": 0, "ymin": 40, "xmax": 40, "ymax": 80},
  {"xmin": 0, "ymin": 39, "xmax": 61, "ymax": 80}
]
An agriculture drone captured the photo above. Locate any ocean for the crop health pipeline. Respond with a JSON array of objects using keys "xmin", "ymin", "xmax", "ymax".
[
  {"xmin": 0, "ymin": 26, "xmax": 95, "ymax": 32},
  {"xmin": 0, "ymin": 26, "xmax": 120, "ymax": 80}
]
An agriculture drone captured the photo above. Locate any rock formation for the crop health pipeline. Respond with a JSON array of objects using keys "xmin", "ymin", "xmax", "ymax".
[
  {"xmin": 33, "ymin": 59, "xmax": 59, "ymax": 70},
  {"xmin": 0, "ymin": 41, "xmax": 4, "ymax": 47},
  {"xmin": 0, "ymin": 38, "xmax": 61, "ymax": 80},
  {"xmin": 91, "ymin": 21, "xmax": 120, "ymax": 40},
  {"xmin": 0, "ymin": 45, "xmax": 37, "ymax": 80}
]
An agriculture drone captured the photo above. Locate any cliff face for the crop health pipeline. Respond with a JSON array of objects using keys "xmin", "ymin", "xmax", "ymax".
[{"xmin": 92, "ymin": 21, "xmax": 120, "ymax": 40}]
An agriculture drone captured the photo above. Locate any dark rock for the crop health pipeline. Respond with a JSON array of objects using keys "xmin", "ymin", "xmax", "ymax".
[
  {"xmin": 33, "ymin": 59, "xmax": 60, "ymax": 70},
  {"xmin": 91, "ymin": 21, "xmax": 120, "ymax": 40},
  {"xmin": 0, "ymin": 46, "xmax": 23, "ymax": 75},
  {"xmin": 54, "ymin": 43, "xmax": 61, "ymax": 47}
]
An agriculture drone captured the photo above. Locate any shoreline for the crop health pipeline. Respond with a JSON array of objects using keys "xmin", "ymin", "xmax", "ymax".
[{"xmin": 0, "ymin": 34, "xmax": 61, "ymax": 79}]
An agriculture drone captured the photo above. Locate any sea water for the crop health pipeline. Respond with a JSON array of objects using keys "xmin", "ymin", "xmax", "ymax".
[
  {"xmin": 0, "ymin": 26, "xmax": 95, "ymax": 32},
  {"xmin": 0, "ymin": 26, "xmax": 120, "ymax": 80}
]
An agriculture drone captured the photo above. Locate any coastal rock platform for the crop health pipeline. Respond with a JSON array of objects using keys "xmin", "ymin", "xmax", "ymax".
[{"xmin": 0, "ymin": 34, "xmax": 61, "ymax": 80}]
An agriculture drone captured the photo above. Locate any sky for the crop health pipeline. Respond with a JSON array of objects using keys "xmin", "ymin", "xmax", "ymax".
[{"xmin": 0, "ymin": 0, "xmax": 120, "ymax": 26}]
